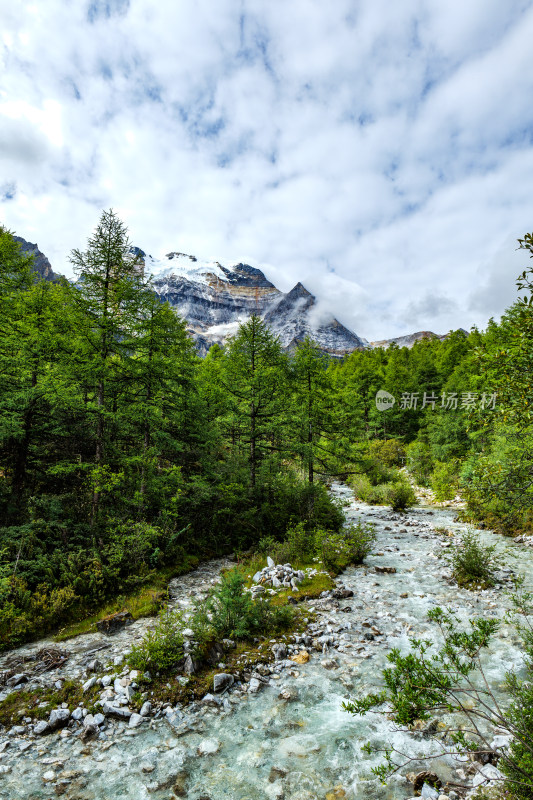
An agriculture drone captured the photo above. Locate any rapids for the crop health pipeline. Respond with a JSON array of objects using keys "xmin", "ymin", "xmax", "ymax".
[{"xmin": 0, "ymin": 483, "xmax": 527, "ymax": 800}]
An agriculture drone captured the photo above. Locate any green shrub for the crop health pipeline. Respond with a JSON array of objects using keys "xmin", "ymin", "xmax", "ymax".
[
  {"xmin": 350, "ymin": 473, "xmax": 416, "ymax": 511},
  {"xmin": 313, "ymin": 521, "xmax": 376, "ymax": 573},
  {"xmin": 406, "ymin": 440, "xmax": 433, "ymax": 486},
  {"xmin": 449, "ymin": 529, "xmax": 497, "ymax": 588},
  {"xmin": 191, "ymin": 571, "xmax": 292, "ymax": 645},
  {"xmin": 386, "ymin": 480, "xmax": 417, "ymax": 511},
  {"xmin": 368, "ymin": 438, "xmax": 406, "ymax": 467},
  {"xmin": 271, "ymin": 522, "xmax": 313, "ymax": 565},
  {"xmin": 430, "ymin": 459, "xmax": 460, "ymax": 501},
  {"xmin": 128, "ymin": 608, "xmax": 185, "ymax": 673}
]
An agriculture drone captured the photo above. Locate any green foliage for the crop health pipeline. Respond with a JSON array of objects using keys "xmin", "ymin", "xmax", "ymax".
[
  {"xmin": 449, "ymin": 529, "xmax": 497, "ymax": 587},
  {"xmin": 192, "ymin": 571, "xmax": 284, "ymax": 642},
  {"xmin": 388, "ymin": 479, "xmax": 417, "ymax": 511},
  {"xmin": 344, "ymin": 587, "xmax": 533, "ymax": 799},
  {"xmin": 406, "ymin": 440, "xmax": 434, "ymax": 486},
  {"xmin": 128, "ymin": 608, "xmax": 185, "ymax": 673},
  {"xmin": 368, "ymin": 438, "xmax": 406, "ymax": 467},
  {"xmin": 430, "ymin": 459, "xmax": 460, "ymax": 501},
  {"xmin": 349, "ymin": 472, "xmax": 416, "ymax": 510},
  {"xmin": 314, "ymin": 521, "xmax": 376, "ymax": 572}
]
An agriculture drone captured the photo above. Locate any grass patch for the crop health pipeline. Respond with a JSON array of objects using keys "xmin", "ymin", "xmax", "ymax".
[{"xmin": 0, "ymin": 679, "xmax": 100, "ymax": 727}]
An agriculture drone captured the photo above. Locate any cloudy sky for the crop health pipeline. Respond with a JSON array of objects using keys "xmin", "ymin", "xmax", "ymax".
[{"xmin": 2, "ymin": 0, "xmax": 533, "ymax": 340}]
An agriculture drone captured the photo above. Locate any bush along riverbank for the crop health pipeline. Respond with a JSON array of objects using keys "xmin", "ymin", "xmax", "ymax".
[{"xmin": 0, "ymin": 485, "xmax": 529, "ymax": 799}]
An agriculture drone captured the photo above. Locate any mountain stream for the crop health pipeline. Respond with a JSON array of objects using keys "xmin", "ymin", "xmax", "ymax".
[{"xmin": 0, "ymin": 483, "xmax": 528, "ymax": 800}]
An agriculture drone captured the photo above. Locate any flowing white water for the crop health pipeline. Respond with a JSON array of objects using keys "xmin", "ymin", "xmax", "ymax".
[{"xmin": 0, "ymin": 484, "xmax": 529, "ymax": 800}]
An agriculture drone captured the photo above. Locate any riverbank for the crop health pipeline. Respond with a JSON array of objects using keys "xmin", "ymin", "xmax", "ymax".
[{"xmin": 0, "ymin": 484, "xmax": 528, "ymax": 799}]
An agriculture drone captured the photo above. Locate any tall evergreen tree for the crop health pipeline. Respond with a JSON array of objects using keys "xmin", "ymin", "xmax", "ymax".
[
  {"xmin": 222, "ymin": 316, "xmax": 287, "ymax": 490},
  {"xmin": 69, "ymin": 209, "xmax": 147, "ymax": 522}
]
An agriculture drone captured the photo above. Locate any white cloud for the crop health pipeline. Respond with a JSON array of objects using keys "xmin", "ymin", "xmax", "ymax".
[{"xmin": 1, "ymin": 0, "xmax": 533, "ymax": 339}]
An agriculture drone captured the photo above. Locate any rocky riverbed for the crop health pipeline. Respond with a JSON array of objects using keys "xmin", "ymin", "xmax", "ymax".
[{"xmin": 0, "ymin": 484, "xmax": 528, "ymax": 800}]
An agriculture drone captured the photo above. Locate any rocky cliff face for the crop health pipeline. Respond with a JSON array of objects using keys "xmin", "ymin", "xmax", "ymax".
[
  {"xmin": 144, "ymin": 252, "xmax": 366, "ymax": 356},
  {"xmin": 14, "ymin": 237, "xmax": 59, "ymax": 282},
  {"xmin": 13, "ymin": 236, "xmax": 459, "ymax": 356}
]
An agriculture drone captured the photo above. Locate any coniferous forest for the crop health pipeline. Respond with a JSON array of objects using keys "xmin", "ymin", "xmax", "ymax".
[{"xmin": 1, "ymin": 210, "xmax": 533, "ymax": 651}]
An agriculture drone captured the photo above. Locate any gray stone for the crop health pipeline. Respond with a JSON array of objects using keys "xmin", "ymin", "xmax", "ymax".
[
  {"xmin": 96, "ymin": 610, "xmax": 133, "ymax": 634},
  {"xmin": 472, "ymin": 764, "xmax": 505, "ymax": 788},
  {"xmin": 101, "ymin": 675, "xmax": 112, "ymax": 687},
  {"xmin": 6, "ymin": 673, "xmax": 29, "ymax": 687},
  {"xmin": 267, "ymin": 556, "xmax": 275, "ymax": 568},
  {"xmin": 82, "ymin": 676, "xmax": 97, "ymax": 692},
  {"xmin": 48, "ymin": 708, "xmax": 70, "ymax": 730},
  {"xmin": 202, "ymin": 693, "xmax": 222, "ymax": 707},
  {"xmin": 94, "ymin": 713, "xmax": 105, "ymax": 726},
  {"xmin": 71, "ymin": 708, "xmax": 83, "ymax": 720},
  {"xmin": 87, "ymin": 659, "xmax": 103, "ymax": 673},
  {"xmin": 33, "ymin": 720, "xmax": 50, "ymax": 735},
  {"xmin": 102, "ymin": 702, "xmax": 132, "ymax": 719},
  {"xmin": 140, "ymin": 701, "xmax": 152, "ymax": 716},
  {"xmin": 183, "ymin": 654, "xmax": 200, "ymax": 675},
  {"xmin": 271, "ymin": 643, "xmax": 287, "ymax": 660},
  {"xmin": 421, "ymin": 784, "xmax": 439, "ymax": 800},
  {"xmin": 248, "ymin": 678, "xmax": 262, "ymax": 693},
  {"xmin": 253, "ymin": 571, "xmax": 262, "ymax": 583},
  {"xmin": 128, "ymin": 713, "xmax": 144, "ymax": 728},
  {"xmin": 213, "ymin": 673, "xmax": 234, "ymax": 693}
]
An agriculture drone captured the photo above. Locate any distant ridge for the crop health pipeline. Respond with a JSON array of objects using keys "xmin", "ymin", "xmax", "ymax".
[{"xmin": 371, "ymin": 329, "xmax": 468, "ymax": 349}]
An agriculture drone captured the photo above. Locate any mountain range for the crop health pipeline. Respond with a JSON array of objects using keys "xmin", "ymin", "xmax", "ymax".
[{"xmin": 15, "ymin": 236, "xmax": 455, "ymax": 356}]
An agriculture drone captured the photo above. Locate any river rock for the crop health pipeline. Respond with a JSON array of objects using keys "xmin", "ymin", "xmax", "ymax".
[
  {"xmin": 6, "ymin": 673, "xmax": 29, "ymax": 687},
  {"xmin": 332, "ymin": 588, "xmax": 354, "ymax": 599},
  {"xmin": 102, "ymin": 702, "xmax": 132, "ymax": 719},
  {"xmin": 96, "ymin": 611, "xmax": 134, "ymax": 634},
  {"xmin": 247, "ymin": 678, "xmax": 263, "ymax": 693},
  {"xmin": 34, "ymin": 720, "xmax": 50, "ymax": 735},
  {"xmin": 213, "ymin": 673, "xmax": 234, "ymax": 693},
  {"xmin": 140, "ymin": 701, "xmax": 152, "ymax": 716},
  {"xmin": 82, "ymin": 677, "xmax": 97, "ymax": 692},
  {"xmin": 48, "ymin": 708, "xmax": 70, "ymax": 730},
  {"xmin": 272, "ymin": 643, "xmax": 287, "ymax": 660},
  {"xmin": 472, "ymin": 763, "xmax": 505, "ymax": 787},
  {"xmin": 290, "ymin": 650, "xmax": 310, "ymax": 664}
]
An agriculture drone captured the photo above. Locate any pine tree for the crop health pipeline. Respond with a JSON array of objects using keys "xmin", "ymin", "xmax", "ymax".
[
  {"xmin": 222, "ymin": 316, "xmax": 287, "ymax": 490},
  {"xmin": 69, "ymin": 209, "xmax": 146, "ymax": 522}
]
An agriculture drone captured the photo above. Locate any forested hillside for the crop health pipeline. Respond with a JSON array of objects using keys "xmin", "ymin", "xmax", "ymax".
[{"xmin": 1, "ymin": 210, "xmax": 532, "ymax": 650}]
